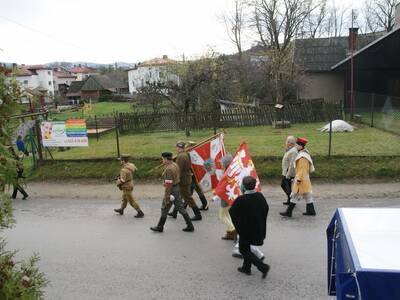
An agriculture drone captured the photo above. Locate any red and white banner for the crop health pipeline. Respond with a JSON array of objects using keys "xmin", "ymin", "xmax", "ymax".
[
  {"xmin": 214, "ymin": 142, "xmax": 261, "ymax": 206},
  {"xmin": 189, "ymin": 134, "xmax": 225, "ymax": 192}
]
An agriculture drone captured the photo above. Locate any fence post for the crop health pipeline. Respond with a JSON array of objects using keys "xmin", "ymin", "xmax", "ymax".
[
  {"xmin": 29, "ymin": 128, "xmax": 37, "ymax": 169},
  {"xmin": 328, "ymin": 120, "xmax": 332, "ymax": 158},
  {"xmin": 94, "ymin": 115, "xmax": 99, "ymax": 141},
  {"xmin": 371, "ymin": 93, "xmax": 375, "ymax": 128},
  {"xmin": 114, "ymin": 115, "xmax": 120, "ymax": 158}
]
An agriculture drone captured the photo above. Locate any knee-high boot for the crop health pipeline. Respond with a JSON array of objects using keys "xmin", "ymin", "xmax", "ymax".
[
  {"xmin": 303, "ymin": 203, "xmax": 316, "ymax": 216},
  {"xmin": 280, "ymin": 202, "xmax": 296, "ymax": 217},
  {"xmin": 191, "ymin": 206, "xmax": 202, "ymax": 221},
  {"xmin": 182, "ymin": 213, "xmax": 194, "ymax": 232},
  {"xmin": 150, "ymin": 216, "xmax": 167, "ymax": 232}
]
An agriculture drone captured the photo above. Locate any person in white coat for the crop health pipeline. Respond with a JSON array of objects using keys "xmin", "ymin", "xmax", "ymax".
[{"xmin": 281, "ymin": 136, "xmax": 298, "ymax": 205}]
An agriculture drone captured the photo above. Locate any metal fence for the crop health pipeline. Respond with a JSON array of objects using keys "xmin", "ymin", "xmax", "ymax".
[{"xmin": 346, "ymin": 91, "xmax": 400, "ymax": 135}]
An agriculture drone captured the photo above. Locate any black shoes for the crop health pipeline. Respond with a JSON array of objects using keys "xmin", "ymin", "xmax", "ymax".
[
  {"xmin": 182, "ymin": 225, "xmax": 194, "ymax": 232},
  {"xmin": 22, "ymin": 195, "xmax": 29, "ymax": 200},
  {"xmin": 150, "ymin": 226, "xmax": 163, "ymax": 232},
  {"xmin": 237, "ymin": 267, "xmax": 251, "ymax": 276},
  {"xmin": 135, "ymin": 210, "xmax": 144, "ymax": 218},
  {"xmin": 302, "ymin": 203, "xmax": 316, "ymax": 216},
  {"xmin": 280, "ymin": 203, "xmax": 296, "ymax": 217},
  {"xmin": 114, "ymin": 208, "xmax": 124, "ymax": 215},
  {"xmin": 262, "ymin": 264, "xmax": 271, "ymax": 279},
  {"xmin": 191, "ymin": 207, "xmax": 202, "ymax": 221}
]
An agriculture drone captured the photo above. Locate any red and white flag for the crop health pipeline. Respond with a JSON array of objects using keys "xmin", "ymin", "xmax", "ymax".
[
  {"xmin": 189, "ymin": 134, "xmax": 225, "ymax": 192},
  {"xmin": 214, "ymin": 142, "xmax": 261, "ymax": 206}
]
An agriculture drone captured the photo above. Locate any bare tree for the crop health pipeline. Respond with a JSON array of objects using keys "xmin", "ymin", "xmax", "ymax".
[
  {"xmin": 223, "ymin": 0, "xmax": 247, "ymax": 59},
  {"xmin": 301, "ymin": 0, "xmax": 328, "ymax": 38},
  {"xmin": 364, "ymin": 0, "xmax": 399, "ymax": 32},
  {"xmin": 324, "ymin": 2, "xmax": 348, "ymax": 37}
]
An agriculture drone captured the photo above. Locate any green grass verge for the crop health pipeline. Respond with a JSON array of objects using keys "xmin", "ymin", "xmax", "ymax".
[
  {"xmin": 28, "ymin": 156, "xmax": 400, "ymax": 181},
  {"xmin": 50, "ymin": 102, "xmax": 133, "ymax": 120},
  {"xmin": 45, "ymin": 122, "xmax": 400, "ymax": 159}
]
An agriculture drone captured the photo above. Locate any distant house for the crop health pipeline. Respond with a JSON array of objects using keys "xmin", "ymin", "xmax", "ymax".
[
  {"xmin": 294, "ymin": 30, "xmax": 383, "ymax": 102},
  {"xmin": 66, "ymin": 74, "xmax": 128, "ymax": 101},
  {"xmin": 12, "ymin": 65, "xmax": 56, "ymax": 97},
  {"xmin": 53, "ymin": 67, "xmax": 77, "ymax": 95},
  {"xmin": 66, "ymin": 80, "xmax": 85, "ymax": 104},
  {"xmin": 70, "ymin": 65, "xmax": 98, "ymax": 81},
  {"xmin": 127, "ymin": 55, "xmax": 180, "ymax": 94}
]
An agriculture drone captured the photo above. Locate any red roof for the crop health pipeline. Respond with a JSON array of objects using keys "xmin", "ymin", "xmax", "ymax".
[
  {"xmin": 70, "ymin": 66, "xmax": 97, "ymax": 74},
  {"xmin": 14, "ymin": 67, "xmax": 35, "ymax": 76},
  {"xmin": 139, "ymin": 55, "xmax": 177, "ymax": 67},
  {"xmin": 25, "ymin": 64, "xmax": 50, "ymax": 70},
  {"xmin": 53, "ymin": 70, "xmax": 76, "ymax": 79}
]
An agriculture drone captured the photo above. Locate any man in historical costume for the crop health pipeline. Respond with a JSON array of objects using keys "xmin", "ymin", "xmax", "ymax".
[
  {"xmin": 114, "ymin": 155, "xmax": 144, "ymax": 218},
  {"xmin": 280, "ymin": 137, "xmax": 316, "ymax": 217},
  {"xmin": 173, "ymin": 141, "xmax": 202, "ymax": 221},
  {"xmin": 229, "ymin": 176, "xmax": 270, "ymax": 278},
  {"xmin": 281, "ymin": 136, "xmax": 298, "ymax": 205},
  {"xmin": 150, "ymin": 152, "xmax": 194, "ymax": 233}
]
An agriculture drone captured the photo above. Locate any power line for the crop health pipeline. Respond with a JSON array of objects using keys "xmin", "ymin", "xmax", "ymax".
[{"xmin": 0, "ymin": 14, "xmax": 88, "ymax": 52}]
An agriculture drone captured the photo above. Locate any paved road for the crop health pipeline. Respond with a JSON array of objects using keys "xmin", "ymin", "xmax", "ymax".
[{"xmin": 4, "ymin": 183, "xmax": 400, "ymax": 300}]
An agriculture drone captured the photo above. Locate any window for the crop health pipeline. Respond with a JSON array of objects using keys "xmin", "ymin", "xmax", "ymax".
[
  {"xmin": 23, "ymin": 80, "xmax": 28, "ymax": 84},
  {"xmin": 48, "ymin": 81, "xmax": 52, "ymax": 86},
  {"xmin": 48, "ymin": 71, "xmax": 51, "ymax": 75}
]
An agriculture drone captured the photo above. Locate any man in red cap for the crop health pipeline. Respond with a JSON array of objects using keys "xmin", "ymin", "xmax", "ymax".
[{"xmin": 280, "ymin": 137, "xmax": 316, "ymax": 217}]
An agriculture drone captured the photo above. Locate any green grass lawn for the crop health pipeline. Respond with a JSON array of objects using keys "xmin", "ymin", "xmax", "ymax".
[
  {"xmin": 50, "ymin": 102, "xmax": 133, "ymax": 120},
  {"xmin": 358, "ymin": 112, "xmax": 400, "ymax": 135},
  {"xmin": 45, "ymin": 122, "xmax": 400, "ymax": 160}
]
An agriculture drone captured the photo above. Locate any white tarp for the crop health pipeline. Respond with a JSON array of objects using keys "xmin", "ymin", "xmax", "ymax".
[
  {"xmin": 341, "ymin": 208, "xmax": 400, "ymax": 270},
  {"xmin": 319, "ymin": 120, "xmax": 354, "ymax": 132}
]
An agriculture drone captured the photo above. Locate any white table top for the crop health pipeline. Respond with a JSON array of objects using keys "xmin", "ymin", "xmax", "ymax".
[{"xmin": 341, "ymin": 208, "xmax": 400, "ymax": 271}]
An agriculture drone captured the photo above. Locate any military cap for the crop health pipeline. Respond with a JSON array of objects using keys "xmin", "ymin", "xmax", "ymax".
[
  {"xmin": 176, "ymin": 141, "xmax": 186, "ymax": 148},
  {"xmin": 161, "ymin": 152, "xmax": 173, "ymax": 160}
]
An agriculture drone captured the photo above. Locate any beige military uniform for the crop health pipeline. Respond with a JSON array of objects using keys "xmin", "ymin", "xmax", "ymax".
[
  {"xmin": 118, "ymin": 162, "xmax": 141, "ymax": 211},
  {"xmin": 176, "ymin": 151, "xmax": 197, "ymax": 208}
]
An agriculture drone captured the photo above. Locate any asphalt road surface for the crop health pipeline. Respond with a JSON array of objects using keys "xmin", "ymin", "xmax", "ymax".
[{"xmin": 4, "ymin": 182, "xmax": 400, "ymax": 300}]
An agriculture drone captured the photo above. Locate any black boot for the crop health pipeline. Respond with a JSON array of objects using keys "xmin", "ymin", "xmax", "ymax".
[
  {"xmin": 168, "ymin": 207, "xmax": 177, "ymax": 218},
  {"xmin": 135, "ymin": 209, "xmax": 144, "ymax": 218},
  {"xmin": 114, "ymin": 208, "xmax": 124, "ymax": 215},
  {"xmin": 182, "ymin": 213, "xmax": 194, "ymax": 232},
  {"xmin": 150, "ymin": 216, "xmax": 167, "ymax": 232},
  {"xmin": 191, "ymin": 207, "xmax": 202, "ymax": 221},
  {"xmin": 199, "ymin": 196, "xmax": 209, "ymax": 211},
  {"xmin": 280, "ymin": 202, "xmax": 296, "ymax": 217},
  {"xmin": 20, "ymin": 188, "xmax": 29, "ymax": 200},
  {"xmin": 303, "ymin": 203, "xmax": 316, "ymax": 216}
]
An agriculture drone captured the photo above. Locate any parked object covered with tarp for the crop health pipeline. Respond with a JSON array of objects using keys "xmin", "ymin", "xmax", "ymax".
[
  {"xmin": 327, "ymin": 208, "xmax": 400, "ymax": 300},
  {"xmin": 320, "ymin": 120, "xmax": 354, "ymax": 132}
]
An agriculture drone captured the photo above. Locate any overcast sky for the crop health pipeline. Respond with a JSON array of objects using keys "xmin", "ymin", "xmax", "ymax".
[{"xmin": 0, "ymin": 0, "xmax": 362, "ymax": 64}]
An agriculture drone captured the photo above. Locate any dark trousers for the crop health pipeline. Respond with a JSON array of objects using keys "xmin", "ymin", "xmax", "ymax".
[
  {"xmin": 161, "ymin": 186, "xmax": 189, "ymax": 218},
  {"xmin": 12, "ymin": 184, "xmax": 28, "ymax": 198},
  {"xmin": 179, "ymin": 182, "xmax": 197, "ymax": 208},
  {"xmin": 190, "ymin": 175, "xmax": 207, "ymax": 206},
  {"xmin": 239, "ymin": 240, "xmax": 267, "ymax": 272},
  {"xmin": 280, "ymin": 176, "xmax": 293, "ymax": 201}
]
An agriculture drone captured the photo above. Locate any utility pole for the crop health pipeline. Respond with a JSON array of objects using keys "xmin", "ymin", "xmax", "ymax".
[{"xmin": 350, "ymin": 9, "xmax": 355, "ymax": 119}]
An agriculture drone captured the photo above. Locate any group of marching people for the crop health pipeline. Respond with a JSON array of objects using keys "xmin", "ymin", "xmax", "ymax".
[{"xmin": 113, "ymin": 135, "xmax": 316, "ymax": 279}]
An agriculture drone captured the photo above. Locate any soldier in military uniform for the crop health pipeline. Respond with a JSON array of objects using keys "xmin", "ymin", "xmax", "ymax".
[
  {"xmin": 174, "ymin": 141, "xmax": 202, "ymax": 221},
  {"xmin": 150, "ymin": 152, "xmax": 194, "ymax": 232},
  {"xmin": 114, "ymin": 155, "xmax": 144, "ymax": 218}
]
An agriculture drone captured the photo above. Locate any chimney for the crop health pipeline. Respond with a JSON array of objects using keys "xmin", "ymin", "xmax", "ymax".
[
  {"xmin": 348, "ymin": 28, "xmax": 359, "ymax": 51},
  {"xmin": 395, "ymin": 3, "xmax": 400, "ymax": 28}
]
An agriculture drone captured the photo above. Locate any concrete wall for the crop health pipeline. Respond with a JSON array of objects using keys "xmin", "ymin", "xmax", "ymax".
[
  {"xmin": 298, "ymin": 72, "xmax": 344, "ymax": 102},
  {"xmin": 36, "ymin": 69, "xmax": 55, "ymax": 96}
]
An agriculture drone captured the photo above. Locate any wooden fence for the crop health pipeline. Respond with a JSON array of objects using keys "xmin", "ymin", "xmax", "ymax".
[{"xmin": 116, "ymin": 100, "xmax": 342, "ymax": 133}]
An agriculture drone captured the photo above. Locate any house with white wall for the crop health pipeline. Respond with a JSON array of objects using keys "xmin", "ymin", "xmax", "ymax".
[
  {"xmin": 127, "ymin": 55, "xmax": 180, "ymax": 94},
  {"xmin": 14, "ymin": 65, "xmax": 55, "ymax": 97}
]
